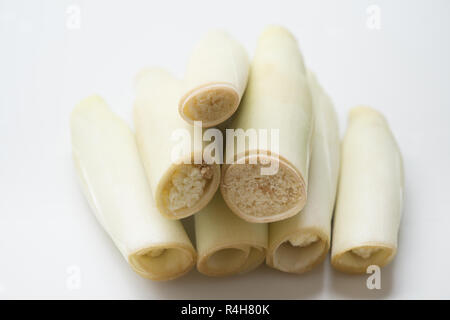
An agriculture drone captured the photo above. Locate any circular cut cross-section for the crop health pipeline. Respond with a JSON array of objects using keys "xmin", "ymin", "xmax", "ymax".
[
  {"xmin": 331, "ymin": 243, "xmax": 396, "ymax": 274},
  {"xmin": 179, "ymin": 83, "xmax": 239, "ymax": 128},
  {"xmin": 197, "ymin": 244, "xmax": 265, "ymax": 277},
  {"xmin": 157, "ymin": 163, "xmax": 220, "ymax": 219},
  {"xmin": 129, "ymin": 246, "xmax": 195, "ymax": 281},
  {"xmin": 221, "ymin": 154, "xmax": 307, "ymax": 223},
  {"xmin": 268, "ymin": 230, "xmax": 328, "ymax": 274}
]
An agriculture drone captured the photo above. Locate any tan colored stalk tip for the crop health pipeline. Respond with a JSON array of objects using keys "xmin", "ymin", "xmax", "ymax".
[
  {"xmin": 71, "ymin": 96, "xmax": 196, "ymax": 281},
  {"xmin": 195, "ymin": 192, "xmax": 268, "ymax": 277},
  {"xmin": 134, "ymin": 68, "xmax": 221, "ymax": 220},
  {"xmin": 179, "ymin": 30, "xmax": 250, "ymax": 128},
  {"xmin": 220, "ymin": 25, "xmax": 313, "ymax": 223},
  {"xmin": 331, "ymin": 106, "xmax": 404, "ymax": 274},
  {"xmin": 267, "ymin": 71, "xmax": 340, "ymax": 274}
]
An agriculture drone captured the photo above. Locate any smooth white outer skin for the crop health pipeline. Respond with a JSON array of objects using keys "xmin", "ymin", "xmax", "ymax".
[
  {"xmin": 195, "ymin": 193, "xmax": 268, "ymax": 277},
  {"xmin": 134, "ymin": 68, "xmax": 221, "ymax": 219},
  {"xmin": 331, "ymin": 106, "xmax": 404, "ymax": 273},
  {"xmin": 70, "ymin": 96, "xmax": 196, "ymax": 280},
  {"xmin": 221, "ymin": 25, "xmax": 314, "ymax": 221},
  {"xmin": 267, "ymin": 72, "xmax": 340, "ymax": 273},
  {"xmin": 180, "ymin": 30, "xmax": 250, "ymax": 127}
]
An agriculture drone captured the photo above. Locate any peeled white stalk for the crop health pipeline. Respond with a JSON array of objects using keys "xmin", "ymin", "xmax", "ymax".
[
  {"xmin": 220, "ymin": 26, "xmax": 314, "ymax": 223},
  {"xmin": 331, "ymin": 106, "xmax": 404, "ymax": 273},
  {"xmin": 179, "ymin": 30, "xmax": 250, "ymax": 127},
  {"xmin": 267, "ymin": 72, "xmax": 340, "ymax": 273},
  {"xmin": 134, "ymin": 68, "xmax": 221, "ymax": 219},
  {"xmin": 71, "ymin": 96, "xmax": 196, "ymax": 280},
  {"xmin": 195, "ymin": 192, "xmax": 268, "ymax": 277}
]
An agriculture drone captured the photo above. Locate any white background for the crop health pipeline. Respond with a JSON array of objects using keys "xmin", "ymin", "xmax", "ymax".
[{"xmin": 1, "ymin": 0, "xmax": 450, "ymax": 299}]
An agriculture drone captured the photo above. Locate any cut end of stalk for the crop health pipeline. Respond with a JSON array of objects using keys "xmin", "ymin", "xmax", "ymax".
[
  {"xmin": 268, "ymin": 231, "xmax": 328, "ymax": 274},
  {"xmin": 167, "ymin": 164, "xmax": 212, "ymax": 211},
  {"xmin": 129, "ymin": 246, "xmax": 195, "ymax": 281},
  {"xmin": 351, "ymin": 247, "xmax": 381, "ymax": 259},
  {"xmin": 221, "ymin": 155, "xmax": 306, "ymax": 223},
  {"xmin": 179, "ymin": 83, "xmax": 239, "ymax": 127},
  {"xmin": 289, "ymin": 233, "xmax": 319, "ymax": 247},
  {"xmin": 158, "ymin": 163, "xmax": 220, "ymax": 219},
  {"xmin": 331, "ymin": 244, "xmax": 396, "ymax": 274},
  {"xmin": 197, "ymin": 245, "xmax": 265, "ymax": 277}
]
